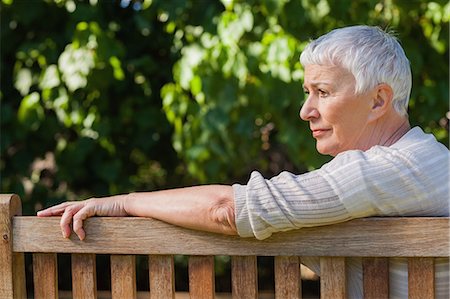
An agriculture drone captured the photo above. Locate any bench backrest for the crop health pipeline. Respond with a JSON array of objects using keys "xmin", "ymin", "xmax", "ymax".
[{"xmin": 1, "ymin": 194, "xmax": 448, "ymax": 298}]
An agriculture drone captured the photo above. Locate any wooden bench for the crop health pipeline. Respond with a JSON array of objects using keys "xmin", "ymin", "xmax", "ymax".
[{"xmin": 1, "ymin": 194, "xmax": 448, "ymax": 298}]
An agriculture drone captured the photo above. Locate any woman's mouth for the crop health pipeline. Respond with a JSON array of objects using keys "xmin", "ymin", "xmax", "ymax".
[{"xmin": 312, "ymin": 129, "xmax": 330, "ymax": 138}]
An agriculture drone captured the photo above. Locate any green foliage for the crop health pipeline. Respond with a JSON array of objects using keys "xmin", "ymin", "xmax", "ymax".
[
  {"xmin": 1, "ymin": 0, "xmax": 181, "ymax": 214},
  {"xmin": 1, "ymin": 0, "xmax": 448, "ymax": 294},
  {"xmin": 161, "ymin": 0, "xmax": 449, "ymax": 182},
  {"xmin": 1, "ymin": 0, "xmax": 449, "ymax": 215}
]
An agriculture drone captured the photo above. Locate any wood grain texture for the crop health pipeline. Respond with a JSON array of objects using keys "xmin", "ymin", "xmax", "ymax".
[
  {"xmin": 0, "ymin": 194, "xmax": 26, "ymax": 299},
  {"xmin": 111, "ymin": 255, "xmax": 136, "ymax": 299},
  {"xmin": 362, "ymin": 257, "xmax": 388, "ymax": 299},
  {"xmin": 3, "ymin": 193, "xmax": 447, "ymax": 299},
  {"xmin": 13, "ymin": 252, "xmax": 26, "ymax": 299},
  {"xmin": 189, "ymin": 256, "xmax": 215, "ymax": 299},
  {"xmin": 408, "ymin": 257, "xmax": 434, "ymax": 299},
  {"xmin": 149, "ymin": 255, "xmax": 175, "ymax": 299},
  {"xmin": 12, "ymin": 217, "xmax": 449, "ymax": 257},
  {"xmin": 33, "ymin": 253, "xmax": 58, "ymax": 299},
  {"xmin": 72, "ymin": 253, "xmax": 97, "ymax": 299},
  {"xmin": 231, "ymin": 256, "xmax": 257, "ymax": 299},
  {"xmin": 274, "ymin": 256, "xmax": 301, "ymax": 299},
  {"xmin": 320, "ymin": 257, "xmax": 346, "ymax": 299}
]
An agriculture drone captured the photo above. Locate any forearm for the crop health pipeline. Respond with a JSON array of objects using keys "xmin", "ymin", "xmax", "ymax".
[{"xmin": 123, "ymin": 185, "xmax": 237, "ymax": 236}]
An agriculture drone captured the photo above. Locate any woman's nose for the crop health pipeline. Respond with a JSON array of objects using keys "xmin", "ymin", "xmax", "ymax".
[{"xmin": 299, "ymin": 96, "xmax": 319, "ymax": 121}]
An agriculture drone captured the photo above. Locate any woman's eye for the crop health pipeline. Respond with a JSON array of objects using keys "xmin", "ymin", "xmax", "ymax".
[{"xmin": 318, "ymin": 89, "xmax": 328, "ymax": 97}]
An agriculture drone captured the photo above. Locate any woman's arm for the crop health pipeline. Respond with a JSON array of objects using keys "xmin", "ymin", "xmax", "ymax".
[{"xmin": 37, "ymin": 185, "xmax": 237, "ymax": 240}]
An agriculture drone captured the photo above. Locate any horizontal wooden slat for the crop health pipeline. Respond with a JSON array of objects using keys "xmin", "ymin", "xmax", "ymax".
[{"xmin": 12, "ymin": 217, "xmax": 449, "ymax": 257}]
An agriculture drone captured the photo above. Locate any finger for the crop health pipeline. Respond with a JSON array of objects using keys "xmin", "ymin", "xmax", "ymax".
[
  {"xmin": 37, "ymin": 202, "xmax": 74, "ymax": 217},
  {"xmin": 72, "ymin": 206, "xmax": 95, "ymax": 241},
  {"xmin": 60, "ymin": 204, "xmax": 84, "ymax": 238}
]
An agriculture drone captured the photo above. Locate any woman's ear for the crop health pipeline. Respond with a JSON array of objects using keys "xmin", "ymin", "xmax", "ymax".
[{"xmin": 368, "ymin": 83, "xmax": 393, "ymax": 122}]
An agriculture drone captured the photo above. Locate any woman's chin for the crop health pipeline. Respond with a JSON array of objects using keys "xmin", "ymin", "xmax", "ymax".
[{"xmin": 316, "ymin": 144, "xmax": 338, "ymax": 157}]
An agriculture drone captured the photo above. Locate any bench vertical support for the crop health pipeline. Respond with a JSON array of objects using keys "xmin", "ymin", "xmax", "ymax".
[
  {"xmin": 72, "ymin": 253, "xmax": 97, "ymax": 299},
  {"xmin": 408, "ymin": 257, "xmax": 434, "ymax": 299},
  {"xmin": 363, "ymin": 257, "xmax": 388, "ymax": 299},
  {"xmin": 149, "ymin": 255, "xmax": 175, "ymax": 299},
  {"xmin": 33, "ymin": 253, "xmax": 58, "ymax": 299},
  {"xmin": 189, "ymin": 255, "xmax": 215, "ymax": 299},
  {"xmin": 231, "ymin": 256, "xmax": 258, "ymax": 299},
  {"xmin": 0, "ymin": 194, "xmax": 26, "ymax": 299},
  {"xmin": 320, "ymin": 257, "xmax": 346, "ymax": 299},
  {"xmin": 274, "ymin": 256, "xmax": 301, "ymax": 299},
  {"xmin": 111, "ymin": 255, "xmax": 136, "ymax": 299}
]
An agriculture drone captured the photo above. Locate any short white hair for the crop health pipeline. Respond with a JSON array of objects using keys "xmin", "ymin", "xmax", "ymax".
[{"xmin": 300, "ymin": 25, "xmax": 411, "ymax": 116}]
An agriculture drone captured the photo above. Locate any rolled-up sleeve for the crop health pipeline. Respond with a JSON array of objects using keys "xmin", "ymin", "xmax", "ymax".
[
  {"xmin": 233, "ymin": 169, "xmax": 353, "ymax": 240},
  {"xmin": 232, "ymin": 142, "xmax": 449, "ymax": 240}
]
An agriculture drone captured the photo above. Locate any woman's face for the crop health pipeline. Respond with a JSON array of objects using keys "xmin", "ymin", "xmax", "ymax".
[{"xmin": 300, "ymin": 64, "xmax": 374, "ymax": 156}]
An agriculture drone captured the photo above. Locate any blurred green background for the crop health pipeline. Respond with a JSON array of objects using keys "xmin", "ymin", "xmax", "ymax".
[
  {"xmin": 1, "ymin": 0, "xmax": 449, "ymax": 295},
  {"xmin": 1, "ymin": 0, "xmax": 448, "ymax": 214}
]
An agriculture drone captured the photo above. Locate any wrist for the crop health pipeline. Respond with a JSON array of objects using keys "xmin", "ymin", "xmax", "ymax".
[{"xmin": 122, "ymin": 193, "xmax": 137, "ymax": 216}]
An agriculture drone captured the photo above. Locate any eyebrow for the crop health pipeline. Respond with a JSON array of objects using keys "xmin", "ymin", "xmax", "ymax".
[{"xmin": 302, "ymin": 81, "xmax": 334, "ymax": 89}]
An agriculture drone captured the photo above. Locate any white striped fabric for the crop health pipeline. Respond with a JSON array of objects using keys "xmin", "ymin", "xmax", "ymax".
[{"xmin": 233, "ymin": 127, "xmax": 449, "ymax": 298}]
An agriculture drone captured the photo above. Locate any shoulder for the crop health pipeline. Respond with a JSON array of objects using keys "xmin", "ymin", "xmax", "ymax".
[
  {"xmin": 389, "ymin": 126, "xmax": 449, "ymax": 154},
  {"xmin": 318, "ymin": 127, "xmax": 448, "ymax": 216},
  {"xmin": 371, "ymin": 126, "xmax": 449, "ymax": 168},
  {"xmin": 325, "ymin": 127, "xmax": 448, "ymax": 168},
  {"xmin": 319, "ymin": 127, "xmax": 449, "ymax": 189}
]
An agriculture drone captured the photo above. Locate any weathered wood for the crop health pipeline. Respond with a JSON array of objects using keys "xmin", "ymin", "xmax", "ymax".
[
  {"xmin": 12, "ymin": 217, "xmax": 449, "ymax": 256},
  {"xmin": 33, "ymin": 253, "xmax": 58, "ymax": 299},
  {"xmin": 149, "ymin": 255, "xmax": 175, "ymax": 299},
  {"xmin": 0, "ymin": 194, "xmax": 26, "ymax": 299},
  {"xmin": 408, "ymin": 257, "xmax": 434, "ymax": 299},
  {"xmin": 2, "ymin": 194, "xmax": 448, "ymax": 299},
  {"xmin": 231, "ymin": 256, "xmax": 257, "ymax": 299},
  {"xmin": 274, "ymin": 256, "xmax": 301, "ymax": 299},
  {"xmin": 111, "ymin": 255, "xmax": 136, "ymax": 299},
  {"xmin": 72, "ymin": 253, "xmax": 97, "ymax": 299},
  {"xmin": 189, "ymin": 255, "xmax": 215, "ymax": 299},
  {"xmin": 320, "ymin": 257, "xmax": 346, "ymax": 299},
  {"xmin": 362, "ymin": 257, "xmax": 388, "ymax": 299},
  {"xmin": 12, "ymin": 252, "xmax": 26, "ymax": 299}
]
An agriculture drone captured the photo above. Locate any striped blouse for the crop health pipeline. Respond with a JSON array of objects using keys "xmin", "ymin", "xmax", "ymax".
[{"xmin": 233, "ymin": 127, "xmax": 449, "ymax": 298}]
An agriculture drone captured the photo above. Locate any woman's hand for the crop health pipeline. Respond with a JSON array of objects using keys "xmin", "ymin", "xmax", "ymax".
[
  {"xmin": 37, "ymin": 195, "xmax": 129, "ymax": 241},
  {"xmin": 37, "ymin": 185, "xmax": 237, "ymax": 240}
]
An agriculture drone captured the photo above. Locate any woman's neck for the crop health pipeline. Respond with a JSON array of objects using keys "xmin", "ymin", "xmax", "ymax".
[{"xmin": 371, "ymin": 117, "xmax": 411, "ymax": 148}]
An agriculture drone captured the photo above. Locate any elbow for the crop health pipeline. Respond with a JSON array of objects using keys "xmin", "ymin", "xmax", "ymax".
[{"xmin": 209, "ymin": 196, "xmax": 237, "ymax": 236}]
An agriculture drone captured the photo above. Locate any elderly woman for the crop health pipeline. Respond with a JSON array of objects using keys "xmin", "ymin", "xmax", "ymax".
[{"xmin": 38, "ymin": 25, "xmax": 449, "ymax": 298}]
